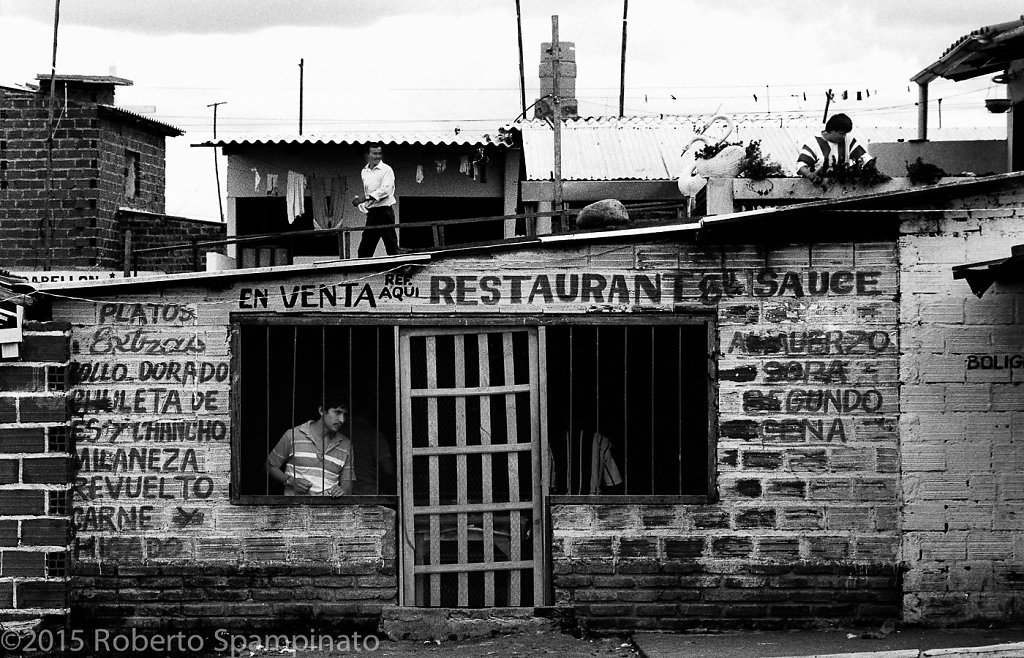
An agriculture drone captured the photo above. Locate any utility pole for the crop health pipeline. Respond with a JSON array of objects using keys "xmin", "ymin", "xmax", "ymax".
[
  {"xmin": 551, "ymin": 16, "xmax": 564, "ymax": 231},
  {"xmin": 43, "ymin": 0, "xmax": 61, "ymax": 271},
  {"xmin": 298, "ymin": 58, "xmax": 304, "ymax": 136},
  {"xmin": 618, "ymin": 0, "xmax": 628, "ymax": 117},
  {"xmin": 208, "ymin": 101, "xmax": 226, "ymax": 223},
  {"xmin": 515, "ymin": 0, "xmax": 527, "ymax": 118}
]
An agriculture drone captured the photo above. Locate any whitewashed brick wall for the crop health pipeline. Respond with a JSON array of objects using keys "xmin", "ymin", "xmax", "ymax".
[{"xmin": 900, "ymin": 197, "xmax": 1024, "ymax": 623}]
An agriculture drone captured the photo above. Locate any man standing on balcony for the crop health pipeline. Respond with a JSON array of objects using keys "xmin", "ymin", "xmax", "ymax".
[{"xmin": 354, "ymin": 143, "xmax": 400, "ymax": 257}]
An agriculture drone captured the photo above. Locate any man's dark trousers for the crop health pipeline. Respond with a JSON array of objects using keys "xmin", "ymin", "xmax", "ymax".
[{"xmin": 357, "ymin": 206, "xmax": 399, "ymax": 257}]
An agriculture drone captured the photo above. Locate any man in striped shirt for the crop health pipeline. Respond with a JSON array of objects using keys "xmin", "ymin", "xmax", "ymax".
[
  {"xmin": 266, "ymin": 392, "xmax": 354, "ymax": 496},
  {"xmin": 796, "ymin": 113, "xmax": 874, "ymax": 186}
]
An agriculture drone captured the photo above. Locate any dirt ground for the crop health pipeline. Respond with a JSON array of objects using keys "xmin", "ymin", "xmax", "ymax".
[{"xmin": 230, "ymin": 630, "xmax": 639, "ymax": 658}]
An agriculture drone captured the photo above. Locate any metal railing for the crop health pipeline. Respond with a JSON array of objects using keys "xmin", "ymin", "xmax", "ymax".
[{"xmin": 125, "ymin": 201, "xmax": 688, "ymax": 275}]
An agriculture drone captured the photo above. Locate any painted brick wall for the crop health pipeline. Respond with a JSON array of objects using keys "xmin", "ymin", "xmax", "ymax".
[
  {"xmin": 66, "ymin": 300, "xmax": 396, "ymax": 633},
  {"xmin": 49, "ymin": 237, "xmax": 900, "ymax": 632},
  {"xmin": 0, "ymin": 322, "xmax": 73, "ymax": 633},
  {"xmin": 553, "ymin": 241, "xmax": 901, "ymax": 631},
  {"xmin": 900, "ymin": 199, "xmax": 1024, "ymax": 623}
]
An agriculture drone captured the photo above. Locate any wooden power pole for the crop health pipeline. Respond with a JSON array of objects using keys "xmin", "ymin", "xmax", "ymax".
[
  {"xmin": 551, "ymin": 16, "xmax": 564, "ymax": 231},
  {"xmin": 43, "ymin": 0, "xmax": 61, "ymax": 271}
]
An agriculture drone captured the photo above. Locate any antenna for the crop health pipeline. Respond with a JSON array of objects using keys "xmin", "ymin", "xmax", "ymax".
[
  {"xmin": 298, "ymin": 58, "xmax": 304, "ymax": 136},
  {"xmin": 207, "ymin": 102, "xmax": 227, "ymax": 223}
]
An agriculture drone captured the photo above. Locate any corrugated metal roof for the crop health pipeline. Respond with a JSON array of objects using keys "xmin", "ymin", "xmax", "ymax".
[
  {"xmin": 519, "ymin": 117, "xmax": 1005, "ymax": 181},
  {"xmin": 913, "ymin": 16, "xmax": 1024, "ymax": 82},
  {"xmin": 97, "ymin": 104, "xmax": 183, "ymax": 136},
  {"xmin": 197, "ymin": 130, "xmax": 505, "ymax": 148}
]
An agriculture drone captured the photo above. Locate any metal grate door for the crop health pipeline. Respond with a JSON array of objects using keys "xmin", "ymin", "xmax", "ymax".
[{"xmin": 399, "ymin": 327, "xmax": 544, "ymax": 607}]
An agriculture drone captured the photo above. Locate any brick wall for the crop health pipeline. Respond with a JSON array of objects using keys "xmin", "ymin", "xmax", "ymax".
[
  {"xmin": 0, "ymin": 321, "xmax": 73, "ymax": 632},
  {"xmin": 66, "ymin": 299, "xmax": 395, "ymax": 634},
  {"xmin": 0, "ymin": 86, "xmax": 179, "ymax": 271},
  {"xmin": 552, "ymin": 241, "xmax": 902, "ymax": 631},
  {"xmin": 119, "ymin": 212, "xmax": 226, "ymax": 274},
  {"xmin": 900, "ymin": 191, "xmax": 1024, "ymax": 622},
  {"xmin": 0, "ymin": 88, "xmax": 101, "ymax": 269}
]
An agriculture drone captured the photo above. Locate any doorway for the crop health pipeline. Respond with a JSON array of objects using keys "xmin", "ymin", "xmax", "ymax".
[{"xmin": 398, "ymin": 327, "xmax": 545, "ymax": 607}]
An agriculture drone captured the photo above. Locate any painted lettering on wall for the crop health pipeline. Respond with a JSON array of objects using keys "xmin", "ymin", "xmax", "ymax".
[
  {"xmin": 84, "ymin": 327, "xmax": 206, "ymax": 356},
  {"xmin": 728, "ymin": 330, "xmax": 892, "ymax": 355},
  {"xmin": 699, "ymin": 269, "xmax": 881, "ymax": 305},
  {"xmin": 70, "ymin": 360, "xmax": 229, "ymax": 385},
  {"xmin": 742, "ymin": 388, "xmax": 884, "ymax": 414},
  {"xmin": 71, "ymin": 388, "xmax": 221, "ymax": 414},
  {"xmin": 98, "ymin": 303, "xmax": 196, "ymax": 325},
  {"xmin": 73, "ymin": 419, "xmax": 227, "ymax": 444},
  {"xmin": 238, "ymin": 273, "xmax": 421, "ymax": 310},
  {"xmin": 429, "ymin": 273, "xmax": 664, "ymax": 306},
  {"xmin": 721, "ymin": 418, "xmax": 849, "ymax": 442},
  {"xmin": 967, "ymin": 354, "xmax": 1024, "ymax": 370}
]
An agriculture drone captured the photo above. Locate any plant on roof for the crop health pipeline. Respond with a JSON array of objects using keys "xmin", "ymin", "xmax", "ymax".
[
  {"xmin": 821, "ymin": 159, "xmax": 891, "ymax": 187},
  {"xmin": 737, "ymin": 140, "xmax": 786, "ymax": 180},
  {"xmin": 693, "ymin": 140, "xmax": 744, "ymax": 161},
  {"xmin": 906, "ymin": 157, "xmax": 948, "ymax": 185}
]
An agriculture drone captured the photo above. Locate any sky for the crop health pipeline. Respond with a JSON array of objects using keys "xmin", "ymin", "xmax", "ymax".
[{"xmin": 0, "ymin": 0, "xmax": 1014, "ymax": 222}]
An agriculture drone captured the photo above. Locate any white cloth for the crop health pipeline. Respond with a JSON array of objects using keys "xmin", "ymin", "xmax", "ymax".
[
  {"xmin": 286, "ymin": 171, "xmax": 306, "ymax": 223},
  {"xmin": 361, "ymin": 161, "xmax": 396, "ymax": 207},
  {"xmin": 252, "ymin": 168, "xmax": 261, "ymax": 193},
  {"xmin": 459, "ymin": 155, "xmax": 470, "ymax": 174},
  {"xmin": 266, "ymin": 173, "xmax": 278, "ymax": 195},
  {"xmin": 415, "ymin": 164, "xmax": 424, "ymax": 184},
  {"xmin": 589, "ymin": 431, "xmax": 623, "ymax": 494}
]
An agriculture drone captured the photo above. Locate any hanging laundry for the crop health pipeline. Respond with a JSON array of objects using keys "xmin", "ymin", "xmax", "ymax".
[
  {"xmin": 266, "ymin": 173, "xmax": 279, "ymax": 195},
  {"xmin": 434, "ymin": 159, "xmax": 447, "ymax": 174},
  {"xmin": 285, "ymin": 171, "xmax": 306, "ymax": 224},
  {"xmin": 459, "ymin": 155, "xmax": 470, "ymax": 175},
  {"xmin": 588, "ymin": 432, "xmax": 623, "ymax": 494},
  {"xmin": 415, "ymin": 165, "xmax": 424, "ymax": 184},
  {"xmin": 311, "ymin": 175, "xmax": 332, "ymax": 230},
  {"xmin": 252, "ymin": 168, "xmax": 261, "ymax": 193}
]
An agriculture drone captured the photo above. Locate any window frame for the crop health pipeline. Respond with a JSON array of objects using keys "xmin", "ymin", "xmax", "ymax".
[{"xmin": 229, "ymin": 312, "xmax": 717, "ymax": 507}]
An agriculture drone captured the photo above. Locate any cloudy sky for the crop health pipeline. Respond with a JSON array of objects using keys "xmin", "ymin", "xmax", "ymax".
[{"xmin": 0, "ymin": 0, "xmax": 1013, "ymax": 221}]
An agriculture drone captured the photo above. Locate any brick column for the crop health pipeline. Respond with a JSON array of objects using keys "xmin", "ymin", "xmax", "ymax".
[{"xmin": 0, "ymin": 321, "xmax": 72, "ymax": 633}]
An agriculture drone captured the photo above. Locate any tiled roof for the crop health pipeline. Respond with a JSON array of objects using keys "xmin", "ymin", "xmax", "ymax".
[{"xmin": 519, "ymin": 116, "xmax": 1004, "ymax": 181}]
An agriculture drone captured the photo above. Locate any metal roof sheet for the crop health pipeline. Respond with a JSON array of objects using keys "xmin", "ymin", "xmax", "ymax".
[
  {"xmin": 519, "ymin": 117, "xmax": 1005, "ymax": 181},
  {"xmin": 97, "ymin": 104, "xmax": 183, "ymax": 137},
  {"xmin": 197, "ymin": 130, "xmax": 504, "ymax": 148},
  {"xmin": 913, "ymin": 16, "xmax": 1024, "ymax": 83}
]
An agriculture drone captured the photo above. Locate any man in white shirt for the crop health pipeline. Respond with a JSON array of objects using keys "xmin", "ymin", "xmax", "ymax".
[{"xmin": 354, "ymin": 143, "xmax": 400, "ymax": 257}]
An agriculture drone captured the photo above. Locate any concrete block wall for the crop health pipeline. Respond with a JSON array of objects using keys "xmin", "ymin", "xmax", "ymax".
[
  {"xmin": 66, "ymin": 299, "xmax": 396, "ymax": 633},
  {"xmin": 900, "ymin": 185, "xmax": 1024, "ymax": 623},
  {"xmin": 0, "ymin": 321, "xmax": 73, "ymax": 631},
  {"xmin": 554, "ymin": 241, "xmax": 902, "ymax": 632}
]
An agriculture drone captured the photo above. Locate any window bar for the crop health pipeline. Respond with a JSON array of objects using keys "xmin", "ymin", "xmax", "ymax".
[
  {"xmin": 375, "ymin": 327, "xmax": 381, "ymax": 496},
  {"xmin": 291, "ymin": 326, "xmax": 299, "ymax": 492},
  {"xmin": 503, "ymin": 332, "xmax": 521, "ymax": 605},
  {"xmin": 478, "ymin": 333, "xmax": 496, "ymax": 606},
  {"xmin": 567, "ymin": 326, "xmax": 573, "ymax": 496},
  {"xmin": 425, "ymin": 336, "xmax": 441, "ymax": 605},
  {"xmin": 650, "ymin": 325, "xmax": 655, "ymax": 495},
  {"xmin": 322, "ymin": 326, "xmax": 327, "ymax": 496},
  {"xmin": 454, "ymin": 334, "xmax": 469, "ymax": 606},
  {"xmin": 265, "ymin": 327, "xmax": 271, "ymax": 494},
  {"xmin": 623, "ymin": 328, "xmax": 628, "ymax": 495},
  {"xmin": 678, "ymin": 326, "xmax": 684, "ymax": 495}
]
